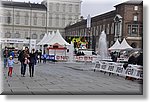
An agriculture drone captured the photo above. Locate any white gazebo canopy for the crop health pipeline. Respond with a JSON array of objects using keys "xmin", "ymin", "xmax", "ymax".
[
  {"xmin": 108, "ymin": 39, "xmax": 121, "ymax": 50},
  {"xmin": 48, "ymin": 30, "xmax": 70, "ymax": 46},
  {"xmin": 37, "ymin": 33, "xmax": 48, "ymax": 45},
  {"xmin": 119, "ymin": 38, "xmax": 133, "ymax": 50},
  {"xmin": 42, "ymin": 31, "xmax": 55, "ymax": 45},
  {"xmin": 108, "ymin": 38, "xmax": 133, "ymax": 51}
]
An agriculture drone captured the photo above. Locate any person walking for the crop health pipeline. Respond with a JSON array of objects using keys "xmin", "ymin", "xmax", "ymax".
[
  {"xmin": 18, "ymin": 47, "xmax": 29, "ymax": 77},
  {"xmin": 34, "ymin": 50, "xmax": 38, "ymax": 65},
  {"xmin": 9, "ymin": 50, "xmax": 15, "ymax": 58},
  {"xmin": 43, "ymin": 53, "xmax": 47, "ymax": 63},
  {"xmin": 39, "ymin": 49, "xmax": 42, "ymax": 63},
  {"xmin": 7, "ymin": 56, "xmax": 18, "ymax": 77},
  {"xmin": 136, "ymin": 52, "xmax": 143, "ymax": 66},
  {"xmin": 3, "ymin": 47, "xmax": 9, "ymax": 68},
  {"xmin": 28, "ymin": 49, "xmax": 36, "ymax": 77}
]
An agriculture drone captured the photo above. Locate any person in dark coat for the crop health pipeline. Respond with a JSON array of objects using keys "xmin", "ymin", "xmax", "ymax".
[
  {"xmin": 39, "ymin": 49, "xmax": 42, "ymax": 63},
  {"xmin": 34, "ymin": 50, "xmax": 38, "ymax": 65},
  {"xmin": 136, "ymin": 52, "xmax": 143, "ymax": 66},
  {"xmin": 74, "ymin": 40, "xmax": 77, "ymax": 49},
  {"xmin": 128, "ymin": 54, "xmax": 137, "ymax": 65},
  {"xmin": 43, "ymin": 53, "xmax": 47, "ymax": 63},
  {"xmin": 28, "ymin": 49, "xmax": 36, "ymax": 77},
  {"xmin": 18, "ymin": 47, "xmax": 29, "ymax": 77},
  {"xmin": 3, "ymin": 47, "xmax": 9, "ymax": 68},
  {"xmin": 111, "ymin": 52, "xmax": 117, "ymax": 62}
]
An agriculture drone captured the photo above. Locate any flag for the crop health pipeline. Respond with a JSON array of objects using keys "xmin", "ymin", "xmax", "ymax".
[{"xmin": 87, "ymin": 14, "xmax": 91, "ymax": 28}]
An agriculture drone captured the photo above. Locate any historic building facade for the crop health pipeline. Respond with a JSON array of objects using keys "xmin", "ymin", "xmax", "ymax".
[
  {"xmin": 0, "ymin": 0, "xmax": 81, "ymax": 48},
  {"xmin": 65, "ymin": 0, "xmax": 143, "ymax": 51}
]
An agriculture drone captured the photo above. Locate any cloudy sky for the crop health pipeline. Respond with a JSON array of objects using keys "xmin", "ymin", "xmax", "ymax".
[{"xmin": 12, "ymin": 0, "xmax": 128, "ymax": 18}]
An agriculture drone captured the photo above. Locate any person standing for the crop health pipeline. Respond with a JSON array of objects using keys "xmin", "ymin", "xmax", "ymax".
[
  {"xmin": 136, "ymin": 52, "xmax": 143, "ymax": 66},
  {"xmin": 39, "ymin": 49, "xmax": 42, "ymax": 63},
  {"xmin": 10, "ymin": 50, "xmax": 15, "ymax": 58},
  {"xmin": 18, "ymin": 47, "xmax": 29, "ymax": 77},
  {"xmin": 7, "ymin": 56, "xmax": 18, "ymax": 77},
  {"xmin": 128, "ymin": 53, "xmax": 137, "ymax": 65},
  {"xmin": 3, "ymin": 47, "xmax": 9, "ymax": 68},
  {"xmin": 34, "ymin": 50, "xmax": 38, "ymax": 65},
  {"xmin": 74, "ymin": 40, "xmax": 77, "ymax": 49},
  {"xmin": 43, "ymin": 53, "xmax": 47, "ymax": 63},
  {"xmin": 28, "ymin": 49, "xmax": 36, "ymax": 77}
]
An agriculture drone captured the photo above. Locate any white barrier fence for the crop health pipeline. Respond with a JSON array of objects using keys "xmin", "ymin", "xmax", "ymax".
[
  {"xmin": 75, "ymin": 56, "xmax": 97, "ymax": 62},
  {"xmin": 50, "ymin": 55, "xmax": 97, "ymax": 62},
  {"xmin": 94, "ymin": 61, "xmax": 143, "ymax": 79}
]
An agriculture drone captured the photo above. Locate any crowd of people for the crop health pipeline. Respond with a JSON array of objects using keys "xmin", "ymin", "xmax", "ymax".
[
  {"xmin": 3, "ymin": 46, "xmax": 43, "ymax": 77},
  {"xmin": 110, "ymin": 51, "xmax": 143, "ymax": 66},
  {"xmin": 3, "ymin": 46, "xmax": 143, "ymax": 78},
  {"xmin": 128, "ymin": 52, "xmax": 143, "ymax": 66}
]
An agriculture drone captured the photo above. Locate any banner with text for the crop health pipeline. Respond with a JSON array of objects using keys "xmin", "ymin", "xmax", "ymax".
[{"xmin": 94, "ymin": 61, "xmax": 143, "ymax": 79}]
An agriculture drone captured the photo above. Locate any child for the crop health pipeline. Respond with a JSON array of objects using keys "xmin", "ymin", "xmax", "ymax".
[{"xmin": 7, "ymin": 56, "xmax": 17, "ymax": 77}]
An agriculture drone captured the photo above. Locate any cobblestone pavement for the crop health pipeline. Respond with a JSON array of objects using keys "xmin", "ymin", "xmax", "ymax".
[{"xmin": 2, "ymin": 61, "xmax": 142, "ymax": 95}]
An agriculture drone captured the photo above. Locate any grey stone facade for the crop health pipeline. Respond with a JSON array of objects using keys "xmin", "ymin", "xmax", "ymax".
[{"xmin": 0, "ymin": 0, "xmax": 81, "ymax": 49}]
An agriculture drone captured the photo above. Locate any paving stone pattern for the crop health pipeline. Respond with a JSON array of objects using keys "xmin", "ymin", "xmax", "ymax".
[{"xmin": 2, "ymin": 61, "xmax": 142, "ymax": 95}]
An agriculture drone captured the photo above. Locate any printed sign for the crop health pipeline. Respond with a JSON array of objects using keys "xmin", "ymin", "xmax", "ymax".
[
  {"xmin": 94, "ymin": 61, "xmax": 143, "ymax": 79},
  {"xmin": 75, "ymin": 56, "xmax": 95, "ymax": 62}
]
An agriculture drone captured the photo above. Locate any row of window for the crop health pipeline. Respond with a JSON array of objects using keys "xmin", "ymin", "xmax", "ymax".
[
  {"xmin": 4, "ymin": 32, "xmax": 45, "ymax": 39},
  {"xmin": 67, "ymin": 23, "xmax": 143, "ymax": 37},
  {"xmin": 67, "ymin": 23, "xmax": 115, "ymax": 36},
  {"xmin": 49, "ymin": 14, "xmax": 78, "ymax": 20},
  {"xmin": 48, "ymin": 16, "xmax": 78, "ymax": 27},
  {"xmin": 49, "ymin": 3, "xmax": 79, "ymax": 13},
  {"xmin": 3, "ymin": 15, "xmax": 46, "ymax": 26},
  {"xmin": 128, "ymin": 24, "xmax": 143, "ymax": 37},
  {"xmin": 1, "ymin": 14, "xmax": 78, "ymax": 27}
]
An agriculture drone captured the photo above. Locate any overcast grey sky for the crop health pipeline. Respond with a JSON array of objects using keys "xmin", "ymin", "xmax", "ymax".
[{"xmin": 13, "ymin": 0, "xmax": 128, "ymax": 18}]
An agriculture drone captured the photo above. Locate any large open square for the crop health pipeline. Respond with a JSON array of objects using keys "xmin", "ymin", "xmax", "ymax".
[
  {"xmin": 2, "ymin": 60, "xmax": 142, "ymax": 95},
  {"xmin": 0, "ymin": 0, "xmax": 143, "ymax": 96}
]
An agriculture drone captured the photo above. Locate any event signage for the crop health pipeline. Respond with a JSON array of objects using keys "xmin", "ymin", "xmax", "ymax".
[
  {"xmin": 0, "ymin": 38, "xmax": 36, "ymax": 51},
  {"xmin": 75, "ymin": 56, "xmax": 96, "ymax": 62},
  {"xmin": 94, "ymin": 61, "xmax": 143, "ymax": 79},
  {"xmin": 55, "ymin": 56, "xmax": 68, "ymax": 61},
  {"xmin": 41, "ymin": 55, "xmax": 55, "ymax": 60}
]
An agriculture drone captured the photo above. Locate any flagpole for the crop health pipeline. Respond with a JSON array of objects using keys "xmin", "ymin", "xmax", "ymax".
[{"xmin": 87, "ymin": 14, "xmax": 91, "ymax": 49}]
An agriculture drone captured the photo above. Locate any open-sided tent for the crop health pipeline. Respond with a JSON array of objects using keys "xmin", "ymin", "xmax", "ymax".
[
  {"xmin": 42, "ymin": 31, "xmax": 55, "ymax": 45},
  {"xmin": 119, "ymin": 38, "xmax": 133, "ymax": 50},
  {"xmin": 108, "ymin": 39, "xmax": 121, "ymax": 51},
  {"xmin": 108, "ymin": 38, "xmax": 133, "ymax": 51},
  {"xmin": 37, "ymin": 33, "xmax": 48, "ymax": 45},
  {"xmin": 48, "ymin": 30, "xmax": 70, "ymax": 46}
]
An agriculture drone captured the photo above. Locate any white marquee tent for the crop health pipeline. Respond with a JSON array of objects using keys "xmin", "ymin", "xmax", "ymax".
[
  {"xmin": 108, "ymin": 38, "xmax": 133, "ymax": 51},
  {"xmin": 37, "ymin": 33, "xmax": 48, "ymax": 45},
  {"xmin": 119, "ymin": 38, "xmax": 133, "ymax": 50},
  {"xmin": 47, "ymin": 30, "xmax": 70, "ymax": 46},
  {"xmin": 36, "ymin": 30, "xmax": 70, "ymax": 54},
  {"xmin": 42, "ymin": 31, "xmax": 55, "ymax": 45},
  {"xmin": 37, "ymin": 30, "xmax": 70, "ymax": 46},
  {"xmin": 108, "ymin": 39, "xmax": 121, "ymax": 51},
  {"xmin": 43, "ymin": 31, "xmax": 55, "ymax": 45}
]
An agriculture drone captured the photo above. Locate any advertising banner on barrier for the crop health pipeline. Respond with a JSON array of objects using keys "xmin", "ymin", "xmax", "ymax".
[
  {"xmin": 41, "ymin": 55, "xmax": 55, "ymax": 60},
  {"xmin": 55, "ymin": 56, "xmax": 68, "ymax": 61},
  {"xmin": 94, "ymin": 61, "xmax": 143, "ymax": 79},
  {"xmin": 42, "ymin": 55, "xmax": 69, "ymax": 61},
  {"xmin": 75, "ymin": 56, "xmax": 96, "ymax": 62}
]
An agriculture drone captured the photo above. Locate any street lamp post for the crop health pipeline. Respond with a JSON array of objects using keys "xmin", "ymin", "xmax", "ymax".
[{"xmin": 29, "ymin": 2, "xmax": 32, "ymax": 52}]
